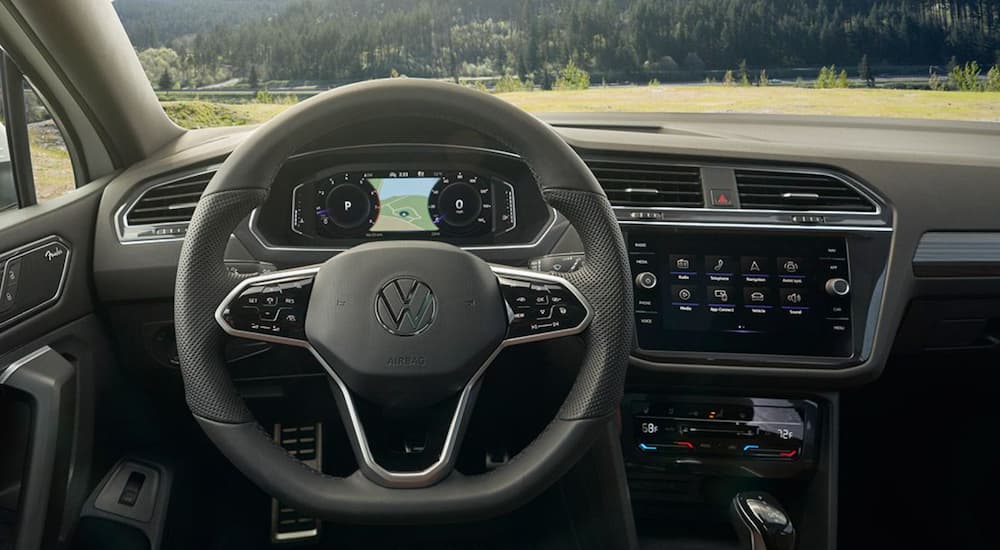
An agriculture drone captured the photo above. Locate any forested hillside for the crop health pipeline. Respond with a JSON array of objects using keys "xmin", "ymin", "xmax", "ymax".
[{"xmin": 114, "ymin": 0, "xmax": 1000, "ymax": 86}]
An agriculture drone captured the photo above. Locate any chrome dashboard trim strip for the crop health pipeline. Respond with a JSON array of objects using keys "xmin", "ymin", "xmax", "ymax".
[
  {"xmin": 618, "ymin": 220, "xmax": 893, "ymax": 233},
  {"xmin": 213, "ymin": 264, "xmax": 592, "ymax": 488}
]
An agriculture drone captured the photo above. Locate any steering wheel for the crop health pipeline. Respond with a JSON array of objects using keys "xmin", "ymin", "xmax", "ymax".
[{"xmin": 174, "ymin": 79, "xmax": 633, "ymax": 523}]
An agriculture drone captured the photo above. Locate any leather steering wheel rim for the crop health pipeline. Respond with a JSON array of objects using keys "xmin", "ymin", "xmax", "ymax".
[{"xmin": 174, "ymin": 79, "xmax": 633, "ymax": 523}]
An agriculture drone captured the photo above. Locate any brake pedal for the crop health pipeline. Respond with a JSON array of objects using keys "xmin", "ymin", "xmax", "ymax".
[{"xmin": 270, "ymin": 422, "xmax": 322, "ymax": 543}]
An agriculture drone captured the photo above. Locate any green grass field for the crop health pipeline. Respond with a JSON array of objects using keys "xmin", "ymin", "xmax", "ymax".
[{"xmin": 161, "ymin": 85, "xmax": 1000, "ymax": 129}]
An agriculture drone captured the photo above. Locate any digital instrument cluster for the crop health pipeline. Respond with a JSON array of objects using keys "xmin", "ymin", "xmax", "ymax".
[{"xmin": 291, "ymin": 170, "xmax": 516, "ymax": 239}]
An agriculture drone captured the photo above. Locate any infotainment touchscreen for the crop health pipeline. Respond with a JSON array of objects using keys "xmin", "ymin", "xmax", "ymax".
[{"xmin": 629, "ymin": 232, "xmax": 853, "ymax": 357}]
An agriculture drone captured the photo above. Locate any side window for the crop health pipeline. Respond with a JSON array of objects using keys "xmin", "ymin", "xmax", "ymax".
[{"xmin": 0, "ymin": 52, "xmax": 77, "ymax": 212}]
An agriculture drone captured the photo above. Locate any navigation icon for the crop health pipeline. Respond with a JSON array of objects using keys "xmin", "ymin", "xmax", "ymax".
[{"xmin": 750, "ymin": 261, "xmax": 761, "ymax": 272}]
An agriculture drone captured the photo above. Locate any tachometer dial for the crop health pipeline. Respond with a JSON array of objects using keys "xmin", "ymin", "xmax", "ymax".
[{"xmin": 315, "ymin": 173, "xmax": 380, "ymax": 235}]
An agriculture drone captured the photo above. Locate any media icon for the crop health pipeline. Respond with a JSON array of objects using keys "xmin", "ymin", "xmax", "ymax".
[{"xmin": 679, "ymin": 288, "xmax": 692, "ymax": 301}]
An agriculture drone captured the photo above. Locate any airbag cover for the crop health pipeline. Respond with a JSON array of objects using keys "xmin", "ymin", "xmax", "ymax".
[{"xmin": 305, "ymin": 241, "xmax": 507, "ymax": 407}]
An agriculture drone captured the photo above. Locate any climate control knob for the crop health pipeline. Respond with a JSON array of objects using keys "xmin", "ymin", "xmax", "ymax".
[
  {"xmin": 824, "ymin": 277, "xmax": 850, "ymax": 296},
  {"xmin": 635, "ymin": 272, "xmax": 658, "ymax": 290}
]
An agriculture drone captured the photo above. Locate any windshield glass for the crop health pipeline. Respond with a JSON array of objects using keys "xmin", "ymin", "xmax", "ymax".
[{"xmin": 112, "ymin": 0, "xmax": 1000, "ymax": 128}]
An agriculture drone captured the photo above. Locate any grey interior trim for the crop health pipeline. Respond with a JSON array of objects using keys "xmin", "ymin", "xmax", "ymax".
[
  {"xmin": 913, "ymin": 232, "xmax": 1000, "ymax": 276},
  {"xmin": 80, "ymin": 457, "xmax": 174, "ymax": 550},
  {"xmin": 0, "ymin": 236, "xmax": 72, "ymax": 330},
  {"xmin": 0, "ymin": 345, "xmax": 75, "ymax": 550},
  {"xmin": 214, "ymin": 264, "xmax": 593, "ymax": 487},
  {"xmin": 0, "ymin": 344, "xmax": 50, "ymax": 385}
]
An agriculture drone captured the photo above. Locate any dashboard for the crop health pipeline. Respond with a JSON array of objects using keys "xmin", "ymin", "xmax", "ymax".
[{"xmin": 92, "ymin": 112, "xmax": 1000, "ymax": 386}]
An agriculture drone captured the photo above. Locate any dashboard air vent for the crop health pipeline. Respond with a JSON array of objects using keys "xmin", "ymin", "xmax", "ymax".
[
  {"xmin": 125, "ymin": 171, "xmax": 214, "ymax": 226},
  {"xmin": 735, "ymin": 170, "xmax": 875, "ymax": 212},
  {"xmin": 586, "ymin": 159, "xmax": 703, "ymax": 207}
]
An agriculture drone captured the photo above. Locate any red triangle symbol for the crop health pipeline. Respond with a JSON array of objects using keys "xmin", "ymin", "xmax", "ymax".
[{"xmin": 717, "ymin": 193, "xmax": 731, "ymax": 205}]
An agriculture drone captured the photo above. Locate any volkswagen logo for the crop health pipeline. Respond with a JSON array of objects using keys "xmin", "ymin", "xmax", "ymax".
[{"xmin": 375, "ymin": 278, "xmax": 437, "ymax": 336}]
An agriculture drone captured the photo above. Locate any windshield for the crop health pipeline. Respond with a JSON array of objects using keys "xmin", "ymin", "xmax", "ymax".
[{"xmin": 112, "ymin": 0, "xmax": 1000, "ymax": 129}]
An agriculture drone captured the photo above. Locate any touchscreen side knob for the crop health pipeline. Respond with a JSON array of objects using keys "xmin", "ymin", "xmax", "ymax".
[
  {"xmin": 825, "ymin": 277, "xmax": 850, "ymax": 296},
  {"xmin": 635, "ymin": 272, "xmax": 658, "ymax": 290}
]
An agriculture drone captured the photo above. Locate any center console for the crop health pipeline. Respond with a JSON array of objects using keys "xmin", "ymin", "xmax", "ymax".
[{"xmin": 602, "ymin": 161, "xmax": 893, "ymax": 549}]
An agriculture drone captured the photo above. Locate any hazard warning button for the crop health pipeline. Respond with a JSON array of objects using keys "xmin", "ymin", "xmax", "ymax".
[{"xmin": 710, "ymin": 189, "xmax": 736, "ymax": 208}]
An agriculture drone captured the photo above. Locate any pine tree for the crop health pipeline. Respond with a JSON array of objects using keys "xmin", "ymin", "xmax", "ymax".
[
  {"xmin": 158, "ymin": 68, "xmax": 174, "ymax": 91},
  {"xmin": 248, "ymin": 65, "xmax": 259, "ymax": 90},
  {"xmin": 858, "ymin": 54, "xmax": 874, "ymax": 88},
  {"xmin": 737, "ymin": 59, "xmax": 750, "ymax": 86}
]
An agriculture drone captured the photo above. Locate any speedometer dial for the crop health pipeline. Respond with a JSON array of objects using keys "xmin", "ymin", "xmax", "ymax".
[{"xmin": 428, "ymin": 172, "xmax": 491, "ymax": 235}]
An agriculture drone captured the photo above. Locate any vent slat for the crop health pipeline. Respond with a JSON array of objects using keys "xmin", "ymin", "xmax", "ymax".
[
  {"xmin": 125, "ymin": 173, "xmax": 213, "ymax": 226},
  {"xmin": 585, "ymin": 158, "xmax": 703, "ymax": 208},
  {"xmin": 735, "ymin": 170, "xmax": 875, "ymax": 213}
]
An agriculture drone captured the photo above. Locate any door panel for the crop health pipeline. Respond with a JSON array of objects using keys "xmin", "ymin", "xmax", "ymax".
[{"xmin": 0, "ymin": 176, "xmax": 114, "ymax": 549}]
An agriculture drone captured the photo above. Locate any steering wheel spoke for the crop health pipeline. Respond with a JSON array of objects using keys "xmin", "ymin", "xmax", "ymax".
[
  {"xmin": 215, "ymin": 266, "xmax": 319, "ymax": 346},
  {"xmin": 492, "ymin": 265, "xmax": 593, "ymax": 345}
]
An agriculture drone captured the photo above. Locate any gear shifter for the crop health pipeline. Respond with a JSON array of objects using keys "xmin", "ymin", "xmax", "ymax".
[{"xmin": 729, "ymin": 492, "xmax": 796, "ymax": 550}]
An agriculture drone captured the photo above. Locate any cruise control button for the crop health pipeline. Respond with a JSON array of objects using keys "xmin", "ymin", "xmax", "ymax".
[{"xmin": 258, "ymin": 307, "xmax": 286, "ymax": 322}]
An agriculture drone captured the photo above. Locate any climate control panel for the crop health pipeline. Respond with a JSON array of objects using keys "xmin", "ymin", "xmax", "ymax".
[{"xmin": 623, "ymin": 394, "xmax": 819, "ymax": 476}]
